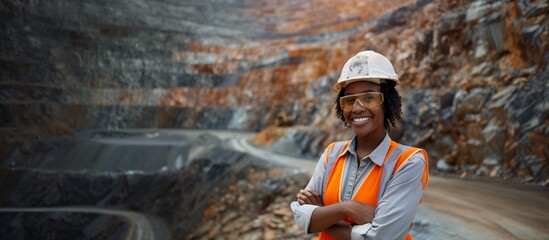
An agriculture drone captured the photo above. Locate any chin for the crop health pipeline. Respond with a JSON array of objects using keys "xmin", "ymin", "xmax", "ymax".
[
  {"xmin": 352, "ymin": 128, "xmax": 373, "ymax": 137},
  {"xmin": 353, "ymin": 127, "xmax": 384, "ymax": 139}
]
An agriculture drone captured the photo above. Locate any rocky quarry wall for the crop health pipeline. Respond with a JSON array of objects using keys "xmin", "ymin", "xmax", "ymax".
[
  {"xmin": 251, "ymin": 0, "xmax": 549, "ymax": 184},
  {"xmin": 3, "ymin": 0, "xmax": 546, "ymax": 183}
]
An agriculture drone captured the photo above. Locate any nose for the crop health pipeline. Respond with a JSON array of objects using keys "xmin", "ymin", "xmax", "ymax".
[{"xmin": 352, "ymin": 99, "xmax": 366, "ymax": 112}]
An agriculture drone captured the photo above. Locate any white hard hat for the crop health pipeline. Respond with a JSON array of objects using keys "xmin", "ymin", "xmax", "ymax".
[{"xmin": 334, "ymin": 50, "xmax": 400, "ymax": 90}]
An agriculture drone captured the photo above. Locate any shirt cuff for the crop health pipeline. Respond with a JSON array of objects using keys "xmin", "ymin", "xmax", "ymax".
[
  {"xmin": 351, "ymin": 223, "xmax": 372, "ymax": 240},
  {"xmin": 290, "ymin": 201, "xmax": 319, "ymax": 234}
]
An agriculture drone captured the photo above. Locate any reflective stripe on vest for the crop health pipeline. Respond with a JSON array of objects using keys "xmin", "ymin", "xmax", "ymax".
[{"xmin": 318, "ymin": 140, "xmax": 428, "ymax": 240}]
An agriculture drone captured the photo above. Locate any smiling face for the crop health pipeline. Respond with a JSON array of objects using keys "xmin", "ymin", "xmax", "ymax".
[{"xmin": 342, "ymin": 81, "xmax": 386, "ymax": 140}]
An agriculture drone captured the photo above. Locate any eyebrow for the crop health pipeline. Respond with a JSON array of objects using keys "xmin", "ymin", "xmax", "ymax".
[{"xmin": 343, "ymin": 89, "xmax": 378, "ymax": 96}]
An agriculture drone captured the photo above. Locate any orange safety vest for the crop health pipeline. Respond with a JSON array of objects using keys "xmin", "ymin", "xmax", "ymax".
[{"xmin": 318, "ymin": 140, "xmax": 428, "ymax": 240}]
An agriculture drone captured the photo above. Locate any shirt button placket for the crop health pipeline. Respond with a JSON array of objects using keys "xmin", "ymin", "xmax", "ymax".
[
  {"xmin": 344, "ymin": 155, "xmax": 358, "ymax": 200},
  {"xmin": 347, "ymin": 163, "xmax": 358, "ymax": 199}
]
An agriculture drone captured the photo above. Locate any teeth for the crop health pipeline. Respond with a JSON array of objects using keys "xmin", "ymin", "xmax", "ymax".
[{"xmin": 353, "ymin": 117, "xmax": 371, "ymax": 122}]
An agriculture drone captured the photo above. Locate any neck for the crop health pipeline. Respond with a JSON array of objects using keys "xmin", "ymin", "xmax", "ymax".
[{"xmin": 355, "ymin": 130, "xmax": 386, "ymax": 159}]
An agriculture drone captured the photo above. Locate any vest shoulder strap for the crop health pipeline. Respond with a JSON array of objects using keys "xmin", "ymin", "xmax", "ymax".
[
  {"xmin": 380, "ymin": 145, "xmax": 429, "ymax": 198},
  {"xmin": 323, "ymin": 140, "xmax": 350, "ymax": 167},
  {"xmin": 394, "ymin": 147, "xmax": 429, "ymax": 191},
  {"xmin": 321, "ymin": 140, "xmax": 350, "ymax": 195}
]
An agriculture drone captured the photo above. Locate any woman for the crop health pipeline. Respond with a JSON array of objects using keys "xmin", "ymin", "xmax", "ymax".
[{"xmin": 290, "ymin": 51, "xmax": 429, "ymax": 240}]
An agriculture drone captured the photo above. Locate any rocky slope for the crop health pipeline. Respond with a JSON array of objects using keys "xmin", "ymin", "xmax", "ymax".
[
  {"xmin": 0, "ymin": 130, "xmax": 313, "ymax": 239},
  {"xmin": 388, "ymin": 0, "xmax": 549, "ymax": 183},
  {"xmin": 0, "ymin": 0, "xmax": 547, "ymax": 186},
  {"xmin": 0, "ymin": 0, "xmax": 412, "ymax": 156},
  {"xmin": 253, "ymin": 0, "xmax": 549, "ymax": 184}
]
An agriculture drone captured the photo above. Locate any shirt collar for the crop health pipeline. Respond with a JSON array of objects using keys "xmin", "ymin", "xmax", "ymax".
[{"xmin": 339, "ymin": 133, "xmax": 392, "ymax": 166}]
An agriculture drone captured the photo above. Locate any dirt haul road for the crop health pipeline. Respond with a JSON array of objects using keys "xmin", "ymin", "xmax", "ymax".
[{"xmin": 418, "ymin": 176, "xmax": 549, "ymax": 240}]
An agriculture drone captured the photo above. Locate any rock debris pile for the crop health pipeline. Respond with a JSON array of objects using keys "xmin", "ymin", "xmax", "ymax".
[{"xmin": 187, "ymin": 168, "xmax": 315, "ymax": 240}]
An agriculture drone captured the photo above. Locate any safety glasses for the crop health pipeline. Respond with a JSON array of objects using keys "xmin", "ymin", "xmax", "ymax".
[{"xmin": 339, "ymin": 92, "xmax": 384, "ymax": 111}]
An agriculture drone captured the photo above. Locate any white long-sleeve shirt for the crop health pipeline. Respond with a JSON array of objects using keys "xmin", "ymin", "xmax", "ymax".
[{"xmin": 290, "ymin": 134, "xmax": 427, "ymax": 240}]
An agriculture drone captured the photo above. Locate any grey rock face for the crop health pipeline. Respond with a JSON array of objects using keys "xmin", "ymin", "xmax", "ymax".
[{"xmin": 399, "ymin": 69, "xmax": 549, "ymax": 181}]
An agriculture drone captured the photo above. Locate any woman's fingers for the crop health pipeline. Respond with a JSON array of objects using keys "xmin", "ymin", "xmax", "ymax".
[
  {"xmin": 301, "ymin": 189, "xmax": 315, "ymax": 202},
  {"xmin": 308, "ymin": 189, "xmax": 322, "ymax": 204},
  {"xmin": 297, "ymin": 190, "xmax": 311, "ymax": 204},
  {"xmin": 302, "ymin": 189, "xmax": 322, "ymax": 205},
  {"xmin": 297, "ymin": 189, "xmax": 324, "ymax": 206}
]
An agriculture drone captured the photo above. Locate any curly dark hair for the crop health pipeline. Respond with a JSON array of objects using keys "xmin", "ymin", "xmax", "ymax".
[{"xmin": 335, "ymin": 81, "xmax": 402, "ymax": 131}]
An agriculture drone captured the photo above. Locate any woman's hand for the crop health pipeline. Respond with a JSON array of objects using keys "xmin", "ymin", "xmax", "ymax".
[
  {"xmin": 343, "ymin": 200, "xmax": 376, "ymax": 225},
  {"xmin": 296, "ymin": 189, "xmax": 323, "ymax": 206},
  {"xmin": 325, "ymin": 221, "xmax": 352, "ymax": 240}
]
